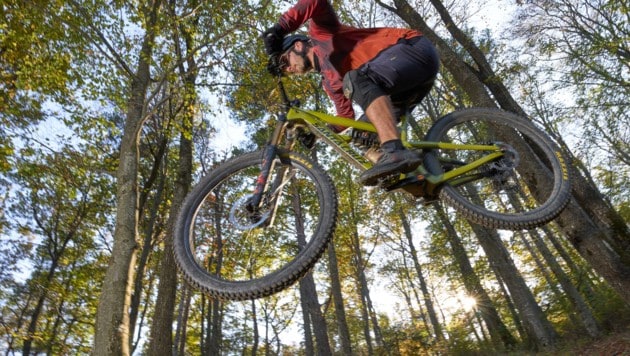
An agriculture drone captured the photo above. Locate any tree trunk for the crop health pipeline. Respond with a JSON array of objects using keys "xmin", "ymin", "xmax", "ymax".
[
  {"xmin": 23, "ymin": 259, "xmax": 59, "ymax": 355},
  {"xmin": 300, "ymin": 291, "xmax": 315, "ymax": 356},
  {"xmin": 173, "ymin": 285, "xmax": 189, "ymax": 355},
  {"xmin": 527, "ymin": 230, "xmax": 602, "ymax": 338},
  {"xmin": 146, "ymin": 28, "xmax": 197, "ymax": 353},
  {"xmin": 472, "ymin": 223, "xmax": 557, "ymax": 350},
  {"xmin": 147, "ymin": 113, "xmax": 194, "ymax": 355},
  {"xmin": 293, "ymin": 184, "xmax": 332, "ymax": 356},
  {"xmin": 251, "ymin": 300, "xmax": 260, "ymax": 356},
  {"xmin": 382, "ymin": 0, "xmax": 630, "ymax": 307},
  {"xmin": 543, "ymin": 227, "xmax": 599, "ymax": 306},
  {"xmin": 434, "ymin": 204, "xmax": 517, "ymax": 349},
  {"xmin": 494, "ymin": 271, "xmax": 527, "ymax": 341},
  {"xmin": 400, "ymin": 256, "xmax": 432, "ymax": 334},
  {"xmin": 399, "ymin": 209, "xmax": 444, "ymax": 341},
  {"xmin": 327, "ymin": 243, "xmax": 354, "ymax": 355},
  {"xmin": 350, "ymin": 224, "xmax": 381, "ymax": 355},
  {"xmin": 93, "ymin": 2, "xmax": 162, "ymax": 354},
  {"xmin": 130, "ymin": 138, "xmax": 167, "ymax": 353},
  {"xmin": 517, "ymin": 231, "xmax": 584, "ymax": 329},
  {"xmin": 299, "ymin": 273, "xmax": 332, "ymax": 356}
]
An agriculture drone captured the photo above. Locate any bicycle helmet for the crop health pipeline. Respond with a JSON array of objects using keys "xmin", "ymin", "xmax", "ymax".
[{"xmin": 282, "ymin": 34, "xmax": 310, "ymax": 52}]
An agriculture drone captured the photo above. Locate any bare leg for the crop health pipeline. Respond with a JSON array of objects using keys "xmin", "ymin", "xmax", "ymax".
[
  {"xmin": 365, "ymin": 95, "xmax": 398, "ymax": 143},
  {"xmin": 360, "ymin": 95, "xmax": 421, "ymax": 185}
]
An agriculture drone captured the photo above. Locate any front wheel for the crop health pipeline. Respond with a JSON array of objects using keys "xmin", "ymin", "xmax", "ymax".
[
  {"xmin": 423, "ymin": 108, "xmax": 571, "ymax": 230},
  {"xmin": 174, "ymin": 151, "xmax": 338, "ymax": 300}
]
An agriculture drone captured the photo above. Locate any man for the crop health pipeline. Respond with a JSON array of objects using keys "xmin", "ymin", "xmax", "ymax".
[{"xmin": 263, "ymin": 0, "xmax": 439, "ymax": 185}]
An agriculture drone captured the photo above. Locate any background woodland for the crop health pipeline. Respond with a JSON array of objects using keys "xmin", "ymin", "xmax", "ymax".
[{"xmin": 0, "ymin": 0, "xmax": 629, "ymax": 354}]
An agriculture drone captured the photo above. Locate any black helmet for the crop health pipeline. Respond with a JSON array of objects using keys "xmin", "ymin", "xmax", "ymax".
[{"xmin": 282, "ymin": 34, "xmax": 309, "ymax": 52}]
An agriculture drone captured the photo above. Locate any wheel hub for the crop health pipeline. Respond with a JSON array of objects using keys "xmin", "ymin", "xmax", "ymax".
[{"xmin": 229, "ymin": 194, "xmax": 271, "ymax": 230}]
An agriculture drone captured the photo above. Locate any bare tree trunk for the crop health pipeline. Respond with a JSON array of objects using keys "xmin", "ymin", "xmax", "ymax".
[
  {"xmin": 147, "ymin": 107, "xmax": 194, "ymax": 355},
  {"xmin": 173, "ymin": 285, "xmax": 189, "ymax": 355},
  {"xmin": 299, "ymin": 273, "xmax": 332, "ymax": 355},
  {"xmin": 401, "ymin": 257, "xmax": 432, "ymax": 334},
  {"xmin": 327, "ymin": 243, "xmax": 354, "ymax": 355},
  {"xmin": 208, "ymin": 298, "xmax": 223, "ymax": 355},
  {"xmin": 350, "ymin": 227, "xmax": 378, "ymax": 355},
  {"xmin": 146, "ymin": 30, "xmax": 197, "ymax": 355},
  {"xmin": 251, "ymin": 300, "xmax": 260, "ymax": 356},
  {"xmin": 293, "ymin": 184, "xmax": 332, "ymax": 356},
  {"xmin": 494, "ymin": 271, "xmax": 527, "ymax": 342},
  {"xmin": 543, "ymin": 228, "xmax": 599, "ymax": 305},
  {"xmin": 93, "ymin": 2, "xmax": 162, "ymax": 354},
  {"xmin": 23, "ymin": 260, "xmax": 59, "ymax": 355},
  {"xmin": 517, "ymin": 231, "xmax": 583, "ymax": 329},
  {"xmin": 130, "ymin": 135, "xmax": 168, "ymax": 353},
  {"xmin": 472, "ymin": 224, "xmax": 557, "ymax": 350},
  {"xmin": 300, "ymin": 292, "xmax": 315, "ymax": 356},
  {"xmin": 527, "ymin": 230, "xmax": 602, "ymax": 338},
  {"xmin": 434, "ymin": 204, "xmax": 517, "ymax": 349},
  {"xmin": 381, "ymin": 0, "xmax": 630, "ymax": 306},
  {"xmin": 398, "ymin": 209, "xmax": 444, "ymax": 341}
]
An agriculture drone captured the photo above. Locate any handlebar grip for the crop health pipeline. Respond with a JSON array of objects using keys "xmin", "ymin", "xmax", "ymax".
[{"xmin": 267, "ymin": 55, "xmax": 283, "ymax": 76}]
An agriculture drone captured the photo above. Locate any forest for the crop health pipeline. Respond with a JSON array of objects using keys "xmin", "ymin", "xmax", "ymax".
[{"xmin": 0, "ymin": 0, "xmax": 629, "ymax": 354}]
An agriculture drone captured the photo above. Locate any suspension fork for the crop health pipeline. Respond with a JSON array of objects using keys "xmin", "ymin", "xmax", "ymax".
[
  {"xmin": 247, "ymin": 113, "xmax": 288, "ymax": 211},
  {"xmin": 247, "ymin": 78, "xmax": 294, "ymax": 213}
]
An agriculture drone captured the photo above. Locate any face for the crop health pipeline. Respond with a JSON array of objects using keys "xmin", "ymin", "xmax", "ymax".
[{"xmin": 280, "ymin": 41, "xmax": 311, "ymax": 75}]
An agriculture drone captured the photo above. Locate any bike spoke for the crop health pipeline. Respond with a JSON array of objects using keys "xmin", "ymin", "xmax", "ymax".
[
  {"xmin": 423, "ymin": 108, "xmax": 570, "ymax": 229},
  {"xmin": 189, "ymin": 160, "xmax": 322, "ymax": 282}
]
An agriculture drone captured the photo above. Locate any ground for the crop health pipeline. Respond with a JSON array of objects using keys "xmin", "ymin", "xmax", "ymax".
[
  {"xmin": 503, "ymin": 328, "xmax": 630, "ymax": 356},
  {"xmin": 572, "ymin": 330, "xmax": 630, "ymax": 356}
]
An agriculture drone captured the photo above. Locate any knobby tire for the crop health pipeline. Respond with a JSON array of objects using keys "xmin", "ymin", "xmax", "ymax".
[
  {"xmin": 174, "ymin": 151, "xmax": 337, "ymax": 300},
  {"xmin": 423, "ymin": 108, "xmax": 571, "ymax": 230}
]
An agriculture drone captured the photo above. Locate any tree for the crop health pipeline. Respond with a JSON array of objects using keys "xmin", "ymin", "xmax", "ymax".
[
  {"xmin": 326, "ymin": 241, "xmax": 354, "ymax": 355},
  {"xmin": 379, "ymin": 0, "xmax": 630, "ymax": 308},
  {"xmin": 93, "ymin": 1, "xmax": 164, "ymax": 354},
  {"xmin": 5, "ymin": 144, "xmax": 113, "ymax": 354},
  {"xmin": 397, "ymin": 206, "xmax": 444, "ymax": 342},
  {"xmin": 433, "ymin": 204, "xmax": 517, "ymax": 349},
  {"xmin": 513, "ymin": 0, "xmax": 629, "ymax": 171}
]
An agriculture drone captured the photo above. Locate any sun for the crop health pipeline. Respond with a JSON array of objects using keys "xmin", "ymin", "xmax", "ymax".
[{"xmin": 459, "ymin": 293, "xmax": 477, "ymax": 312}]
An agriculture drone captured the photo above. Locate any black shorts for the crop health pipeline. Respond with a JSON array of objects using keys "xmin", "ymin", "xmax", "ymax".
[{"xmin": 359, "ymin": 36, "xmax": 440, "ymax": 112}]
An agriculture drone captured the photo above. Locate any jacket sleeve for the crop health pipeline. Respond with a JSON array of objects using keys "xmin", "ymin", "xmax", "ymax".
[
  {"xmin": 278, "ymin": 0, "xmax": 352, "ymax": 118},
  {"xmin": 322, "ymin": 67, "xmax": 355, "ymax": 119},
  {"xmin": 278, "ymin": 0, "xmax": 332, "ymax": 32}
]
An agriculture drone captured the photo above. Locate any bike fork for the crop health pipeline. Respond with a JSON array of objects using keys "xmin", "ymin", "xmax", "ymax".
[
  {"xmin": 248, "ymin": 144, "xmax": 278, "ymax": 211},
  {"xmin": 248, "ymin": 113, "xmax": 288, "ymax": 213}
]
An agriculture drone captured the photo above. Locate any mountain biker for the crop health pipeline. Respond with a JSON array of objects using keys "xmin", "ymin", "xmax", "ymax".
[{"xmin": 263, "ymin": 0, "xmax": 440, "ymax": 185}]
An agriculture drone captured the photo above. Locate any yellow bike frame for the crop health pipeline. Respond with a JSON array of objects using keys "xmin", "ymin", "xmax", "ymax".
[{"xmin": 286, "ymin": 106, "xmax": 504, "ymax": 195}]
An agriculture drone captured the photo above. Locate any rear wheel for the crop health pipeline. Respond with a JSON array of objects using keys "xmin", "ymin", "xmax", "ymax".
[
  {"xmin": 423, "ymin": 108, "xmax": 571, "ymax": 230},
  {"xmin": 174, "ymin": 151, "xmax": 337, "ymax": 300}
]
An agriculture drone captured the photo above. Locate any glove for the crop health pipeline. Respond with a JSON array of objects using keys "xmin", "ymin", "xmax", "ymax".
[{"xmin": 262, "ymin": 23, "xmax": 285, "ymax": 56}]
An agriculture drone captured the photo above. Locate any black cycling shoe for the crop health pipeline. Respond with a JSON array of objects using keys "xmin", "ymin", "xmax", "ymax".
[{"xmin": 359, "ymin": 149, "xmax": 422, "ymax": 186}]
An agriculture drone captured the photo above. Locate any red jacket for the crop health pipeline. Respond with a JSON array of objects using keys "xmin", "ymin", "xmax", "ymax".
[{"xmin": 278, "ymin": 0, "xmax": 421, "ymax": 118}]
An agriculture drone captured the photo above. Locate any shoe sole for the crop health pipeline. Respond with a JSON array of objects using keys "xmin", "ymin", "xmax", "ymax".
[{"xmin": 359, "ymin": 158, "xmax": 422, "ymax": 186}]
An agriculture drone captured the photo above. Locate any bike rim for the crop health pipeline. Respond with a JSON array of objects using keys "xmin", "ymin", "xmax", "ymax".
[{"xmin": 186, "ymin": 158, "xmax": 327, "ymax": 284}]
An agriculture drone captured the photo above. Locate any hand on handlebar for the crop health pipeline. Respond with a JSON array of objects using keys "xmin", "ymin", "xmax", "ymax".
[
  {"xmin": 262, "ymin": 24, "xmax": 284, "ymax": 56},
  {"xmin": 267, "ymin": 55, "xmax": 284, "ymax": 76}
]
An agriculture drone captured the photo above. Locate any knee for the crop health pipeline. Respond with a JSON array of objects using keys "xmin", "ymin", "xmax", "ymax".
[{"xmin": 343, "ymin": 70, "xmax": 386, "ymax": 110}]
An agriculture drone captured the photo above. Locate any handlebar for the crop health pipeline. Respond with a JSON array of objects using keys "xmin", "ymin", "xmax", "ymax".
[{"xmin": 267, "ymin": 55, "xmax": 284, "ymax": 77}]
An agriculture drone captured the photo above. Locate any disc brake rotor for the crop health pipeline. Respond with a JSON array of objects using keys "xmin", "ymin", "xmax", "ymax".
[
  {"xmin": 229, "ymin": 194, "xmax": 271, "ymax": 231},
  {"xmin": 487, "ymin": 143, "xmax": 520, "ymax": 190}
]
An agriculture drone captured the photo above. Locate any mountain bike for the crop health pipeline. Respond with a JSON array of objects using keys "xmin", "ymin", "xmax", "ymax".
[{"xmin": 174, "ymin": 78, "xmax": 571, "ymax": 301}]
